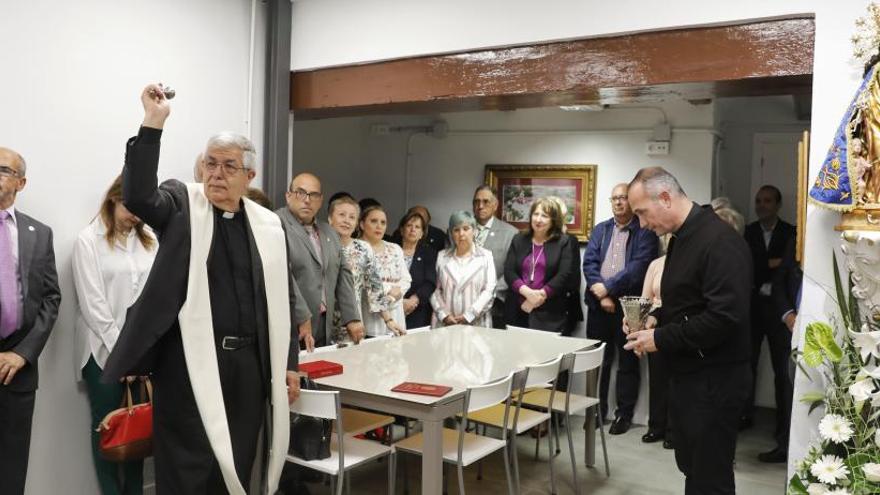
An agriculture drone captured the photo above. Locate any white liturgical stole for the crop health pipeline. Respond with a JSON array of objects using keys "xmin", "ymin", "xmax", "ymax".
[{"xmin": 178, "ymin": 183, "xmax": 291, "ymax": 494}]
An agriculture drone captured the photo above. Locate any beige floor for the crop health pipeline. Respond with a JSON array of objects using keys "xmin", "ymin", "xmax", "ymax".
[{"xmin": 292, "ymin": 407, "xmax": 788, "ymax": 495}]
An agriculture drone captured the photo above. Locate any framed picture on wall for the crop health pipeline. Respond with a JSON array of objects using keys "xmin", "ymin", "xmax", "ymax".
[{"xmin": 484, "ymin": 164, "xmax": 597, "ymax": 242}]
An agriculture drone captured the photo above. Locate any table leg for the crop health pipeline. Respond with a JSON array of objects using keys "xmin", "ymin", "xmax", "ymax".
[
  {"xmin": 584, "ymin": 367, "xmax": 597, "ymax": 467},
  {"xmin": 422, "ymin": 418, "xmax": 444, "ymax": 495}
]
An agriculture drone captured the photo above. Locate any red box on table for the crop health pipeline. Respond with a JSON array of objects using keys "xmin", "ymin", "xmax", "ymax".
[
  {"xmin": 392, "ymin": 382, "xmax": 453, "ymax": 397},
  {"xmin": 299, "ymin": 360, "xmax": 343, "ymax": 379}
]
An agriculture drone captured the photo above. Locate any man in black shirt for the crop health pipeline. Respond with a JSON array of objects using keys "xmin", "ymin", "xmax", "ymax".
[{"xmin": 624, "ymin": 167, "xmax": 751, "ymax": 495}]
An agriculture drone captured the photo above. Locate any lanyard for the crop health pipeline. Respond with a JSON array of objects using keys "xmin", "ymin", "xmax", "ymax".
[{"xmin": 529, "ymin": 243, "xmax": 545, "ymax": 283}]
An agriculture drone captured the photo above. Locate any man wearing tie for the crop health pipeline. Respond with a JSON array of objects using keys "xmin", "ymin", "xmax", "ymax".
[
  {"xmin": 0, "ymin": 147, "xmax": 62, "ymax": 495},
  {"xmin": 277, "ymin": 173, "xmax": 364, "ymax": 348},
  {"xmin": 472, "ymin": 185, "xmax": 518, "ymax": 329}
]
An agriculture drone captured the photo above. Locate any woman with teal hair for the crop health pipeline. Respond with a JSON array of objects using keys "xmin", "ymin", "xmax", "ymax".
[{"xmin": 430, "ymin": 210, "xmax": 496, "ymax": 327}]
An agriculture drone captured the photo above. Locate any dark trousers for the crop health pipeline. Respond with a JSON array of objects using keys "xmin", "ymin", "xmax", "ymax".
[
  {"xmin": 83, "ymin": 357, "xmax": 144, "ymax": 495},
  {"xmin": 314, "ymin": 312, "xmax": 327, "ymax": 347},
  {"xmin": 152, "ymin": 330, "xmax": 266, "ymax": 493},
  {"xmin": 670, "ymin": 363, "xmax": 750, "ymax": 495},
  {"xmin": 647, "ymin": 351, "xmax": 671, "ymax": 437},
  {"xmin": 0, "ymin": 384, "xmax": 35, "ymax": 495},
  {"xmin": 586, "ymin": 304, "xmax": 639, "ymax": 420},
  {"xmin": 491, "ymin": 298, "xmax": 506, "ymax": 329},
  {"xmin": 746, "ymin": 295, "xmax": 793, "ymax": 449}
]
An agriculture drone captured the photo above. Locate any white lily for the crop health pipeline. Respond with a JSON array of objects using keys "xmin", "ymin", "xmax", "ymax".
[
  {"xmin": 864, "ymin": 462, "xmax": 880, "ymax": 482},
  {"xmin": 849, "ymin": 378, "xmax": 875, "ymax": 402},
  {"xmin": 849, "ymin": 328, "xmax": 880, "ymax": 362}
]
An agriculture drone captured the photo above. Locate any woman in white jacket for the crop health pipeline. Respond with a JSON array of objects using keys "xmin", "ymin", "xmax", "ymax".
[{"xmin": 72, "ymin": 176, "xmax": 156, "ymax": 495}]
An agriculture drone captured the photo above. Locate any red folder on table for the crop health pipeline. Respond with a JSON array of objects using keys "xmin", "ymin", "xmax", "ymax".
[
  {"xmin": 392, "ymin": 382, "xmax": 452, "ymax": 397},
  {"xmin": 299, "ymin": 360, "xmax": 343, "ymax": 379}
]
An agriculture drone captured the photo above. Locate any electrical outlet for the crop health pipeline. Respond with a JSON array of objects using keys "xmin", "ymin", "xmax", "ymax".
[
  {"xmin": 370, "ymin": 123, "xmax": 391, "ymax": 136},
  {"xmin": 645, "ymin": 141, "xmax": 670, "ymax": 156}
]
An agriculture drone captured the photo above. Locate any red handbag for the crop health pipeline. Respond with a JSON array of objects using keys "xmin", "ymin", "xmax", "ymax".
[{"xmin": 97, "ymin": 378, "xmax": 154, "ymax": 462}]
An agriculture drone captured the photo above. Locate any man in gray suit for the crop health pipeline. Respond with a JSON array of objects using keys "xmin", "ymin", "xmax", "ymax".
[
  {"xmin": 0, "ymin": 147, "xmax": 61, "ymax": 495},
  {"xmin": 472, "ymin": 185, "xmax": 518, "ymax": 329},
  {"xmin": 277, "ymin": 173, "xmax": 364, "ymax": 348}
]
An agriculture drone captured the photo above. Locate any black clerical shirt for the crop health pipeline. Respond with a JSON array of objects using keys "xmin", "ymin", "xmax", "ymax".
[{"xmin": 208, "ymin": 207, "xmax": 258, "ymax": 339}]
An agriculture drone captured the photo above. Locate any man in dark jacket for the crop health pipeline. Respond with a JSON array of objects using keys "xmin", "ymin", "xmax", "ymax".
[
  {"xmin": 624, "ymin": 167, "xmax": 752, "ymax": 495},
  {"xmin": 742, "ymin": 185, "xmax": 796, "ymax": 462},
  {"xmin": 583, "ymin": 183, "xmax": 657, "ymax": 433}
]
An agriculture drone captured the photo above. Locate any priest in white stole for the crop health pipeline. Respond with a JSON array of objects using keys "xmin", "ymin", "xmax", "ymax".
[{"xmin": 103, "ymin": 84, "xmax": 311, "ymax": 494}]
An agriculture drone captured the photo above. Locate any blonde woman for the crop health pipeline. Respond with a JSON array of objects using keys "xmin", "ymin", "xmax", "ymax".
[{"xmin": 73, "ymin": 176, "xmax": 156, "ymax": 495}]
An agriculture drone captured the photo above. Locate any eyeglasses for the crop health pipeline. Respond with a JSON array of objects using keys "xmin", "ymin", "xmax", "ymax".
[
  {"xmin": 204, "ymin": 160, "xmax": 248, "ymax": 176},
  {"xmin": 610, "ymin": 195, "xmax": 628, "ymax": 202},
  {"xmin": 0, "ymin": 166, "xmax": 20, "ymax": 178},
  {"xmin": 472, "ymin": 198, "xmax": 495, "ymax": 206},
  {"xmin": 291, "ymin": 188, "xmax": 323, "ymax": 202}
]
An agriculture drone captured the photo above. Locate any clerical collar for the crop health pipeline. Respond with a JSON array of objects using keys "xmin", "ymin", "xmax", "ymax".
[{"xmin": 222, "ymin": 211, "xmax": 235, "ymax": 219}]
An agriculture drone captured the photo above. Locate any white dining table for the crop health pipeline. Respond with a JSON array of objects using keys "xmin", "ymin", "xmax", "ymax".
[{"xmin": 299, "ymin": 325, "xmax": 598, "ymax": 495}]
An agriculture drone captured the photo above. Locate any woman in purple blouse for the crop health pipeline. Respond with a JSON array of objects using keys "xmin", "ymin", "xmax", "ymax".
[{"xmin": 504, "ymin": 198, "xmax": 579, "ymax": 332}]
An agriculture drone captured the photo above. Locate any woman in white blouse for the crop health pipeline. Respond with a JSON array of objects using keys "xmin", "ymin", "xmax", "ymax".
[
  {"xmin": 327, "ymin": 195, "xmax": 403, "ymax": 340},
  {"xmin": 431, "ymin": 210, "xmax": 496, "ymax": 328},
  {"xmin": 358, "ymin": 205, "xmax": 411, "ymax": 337},
  {"xmin": 73, "ymin": 176, "xmax": 156, "ymax": 495}
]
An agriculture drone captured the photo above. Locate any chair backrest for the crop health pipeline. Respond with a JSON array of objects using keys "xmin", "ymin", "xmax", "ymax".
[
  {"xmin": 524, "ymin": 354, "xmax": 564, "ymax": 388},
  {"xmin": 571, "ymin": 343, "xmax": 606, "ymax": 375},
  {"xmin": 407, "ymin": 326, "xmax": 430, "ymax": 334},
  {"xmin": 466, "ymin": 372, "xmax": 516, "ymax": 413},
  {"xmin": 290, "ymin": 389, "xmax": 340, "ymax": 420}
]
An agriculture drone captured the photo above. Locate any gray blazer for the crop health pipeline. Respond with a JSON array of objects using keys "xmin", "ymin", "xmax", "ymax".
[
  {"xmin": 481, "ymin": 217, "xmax": 519, "ymax": 300},
  {"xmin": 275, "ymin": 207, "xmax": 360, "ymax": 342},
  {"xmin": 0, "ymin": 211, "xmax": 61, "ymax": 392}
]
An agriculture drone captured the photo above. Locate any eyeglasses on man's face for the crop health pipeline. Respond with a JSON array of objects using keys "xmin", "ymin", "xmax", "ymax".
[
  {"xmin": 0, "ymin": 166, "xmax": 21, "ymax": 178},
  {"xmin": 204, "ymin": 160, "xmax": 248, "ymax": 176},
  {"xmin": 610, "ymin": 195, "xmax": 628, "ymax": 203},
  {"xmin": 291, "ymin": 188, "xmax": 323, "ymax": 202}
]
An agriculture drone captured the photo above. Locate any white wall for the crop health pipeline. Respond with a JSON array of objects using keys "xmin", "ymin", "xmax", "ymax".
[
  {"xmin": 290, "ymin": 0, "xmax": 815, "ymax": 70},
  {"xmin": 0, "ymin": 1, "xmax": 267, "ymax": 493},
  {"xmin": 294, "ymin": 102, "xmax": 715, "ymax": 226},
  {"xmin": 289, "ymin": 0, "xmax": 872, "ymax": 478},
  {"xmin": 715, "ymin": 95, "xmax": 810, "ymax": 216}
]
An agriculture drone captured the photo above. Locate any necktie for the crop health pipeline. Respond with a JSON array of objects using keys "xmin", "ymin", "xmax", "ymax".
[
  {"xmin": 305, "ymin": 224, "xmax": 327, "ymax": 313},
  {"xmin": 0, "ymin": 211, "xmax": 19, "ymax": 338},
  {"xmin": 475, "ymin": 225, "xmax": 489, "ymax": 247}
]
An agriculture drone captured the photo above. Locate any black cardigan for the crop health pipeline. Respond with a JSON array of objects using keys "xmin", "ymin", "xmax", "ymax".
[
  {"xmin": 655, "ymin": 204, "xmax": 752, "ymax": 374},
  {"xmin": 404, "ymin": 244, "xmax": 437, "ymax": 328},
  {"xmin": 503, "ymin": 233, "xmax": 578, "ymax": 332}
]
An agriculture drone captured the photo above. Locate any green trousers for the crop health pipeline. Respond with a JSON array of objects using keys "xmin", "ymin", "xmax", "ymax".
[{"xmin": 82, "ymin": 357, "xmax": 144, "ymax": 495}]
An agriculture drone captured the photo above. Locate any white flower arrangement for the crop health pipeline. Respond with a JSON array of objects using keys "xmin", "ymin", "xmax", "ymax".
[
  {"xmin": 818, "ymin": 414, "xmax": 855, "ymax": 444},
  {"xmin": 811, "ymin": 455, "xmax": 849, "ymax": 485},
  {"xmin": 789, "ymin": 254, "xmax": 880, "ymax": 494}
]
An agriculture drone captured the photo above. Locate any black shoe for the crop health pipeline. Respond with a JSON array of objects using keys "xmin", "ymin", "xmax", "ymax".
[
  {"xmin": 757, "ymin": 447, "xmax": 787, "ymax": 463},
  {"xmin": 738, "ymin": 416, "xmax": 754, "ymax": 431},
  {"xmin": 641, "ymin": 430, "xmax": 664, "ymax": 443},
  {"xmin": 608, "ymin": 417, "xmax": 632, "ymax": 435},
  {"xmin": 662, "ymin": 438, "xmax": 674, "ymax": 450}
]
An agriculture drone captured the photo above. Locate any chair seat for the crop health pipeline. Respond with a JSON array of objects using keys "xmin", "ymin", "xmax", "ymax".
[
  {"xmin": 286, "ymin": 436, "xmax": 392, "ymax": 475},
  {"xmin": 519, "ymin": 389, "xmax": 599, "ymax": 415},
  {"xmin": 337, "ymin": 408, "xmax": 395, "ymax": 436},
  {"xmin": 393, "ymin": 428, "xmax": 507, "ymax": 467},
  {"xmin": 465, "ymin": 404, "xmax": 551, "ymax": 434}
]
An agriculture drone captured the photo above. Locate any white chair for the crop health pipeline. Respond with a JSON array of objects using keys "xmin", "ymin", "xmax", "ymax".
[
  {"xmin": 288, "ymin": 389, "xmax": 395, "ymax": 495},
  {"xmin": 393, "ymin": 372, "xmax": 517, "ymax": 495},
  {"xmin": 464, "ymin": 354, "xmax": 564, "ymax": 495},
  {"xmin": 518, "ymin": 343, "xmax": 610, "ymax": 492},
  {"xmin": 299, "ymin": 346, "xmax": 396, "ymax": 441}
]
